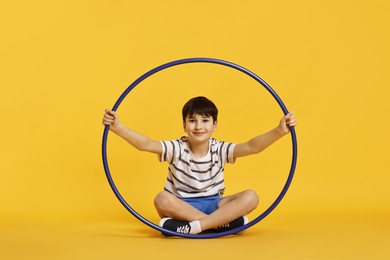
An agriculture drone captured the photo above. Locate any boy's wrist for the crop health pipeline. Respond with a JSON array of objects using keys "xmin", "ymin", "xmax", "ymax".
[
  {"xmin": 109, "ymin": 123, "xmax": 124, "ymax": 134},
  {"xmin": 275, "ymin": 125, "xmax": 288, "ymax": 136}
]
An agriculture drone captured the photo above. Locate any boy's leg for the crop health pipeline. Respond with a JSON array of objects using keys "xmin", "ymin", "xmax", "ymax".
[
  {"xmin": 154, "ymin": 191, "xmax": 207, "ymax": 221},
  {"xmin": 199, "ymin": 189, "xmax": 259, "ymax": 231},
  {"xmin": 155, "ymin": 189, "xmax": 258, "ymax": 234}
]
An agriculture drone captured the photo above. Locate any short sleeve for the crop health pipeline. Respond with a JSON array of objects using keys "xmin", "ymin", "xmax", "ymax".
[
  {"xmin": 227, "ymin": 143, "xmax": 236, "ymax": 164},
  {"xmin": 159, "ymin": 140, "xmax": 180, "ymax": 163},
  {"xmin": 159, "ymin": 141, "xmax": 168, "ymax": 162},
  {"xmin": 210, "ymin": 138, "xmax": 236, "ymax": 165}
]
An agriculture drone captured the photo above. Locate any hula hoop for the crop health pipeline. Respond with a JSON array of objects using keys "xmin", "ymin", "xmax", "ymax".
[{"xmin": 102, "ymin": 57, "xmax": 298, "ymax": 238}]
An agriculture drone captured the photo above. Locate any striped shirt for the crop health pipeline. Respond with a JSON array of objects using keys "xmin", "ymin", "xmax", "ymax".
[{"xmin": 159, "ymin": 137, "xmax": 236, "ymax": 198}]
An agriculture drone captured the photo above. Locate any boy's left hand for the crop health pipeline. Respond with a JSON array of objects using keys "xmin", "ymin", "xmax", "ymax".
[{"xmin": 279, "ymin": 112, "xmax": 296, "ymax": 134}]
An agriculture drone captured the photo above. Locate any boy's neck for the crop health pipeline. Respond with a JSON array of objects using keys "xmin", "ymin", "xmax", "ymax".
[{"xmin": 188, "ymin": 139, "xmax": 210, "ymax": 158}]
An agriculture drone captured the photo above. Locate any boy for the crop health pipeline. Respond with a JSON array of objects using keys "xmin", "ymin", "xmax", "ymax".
[{"xmin": 103, "ymin": 96, "xmax": 296, "ymax": 235}]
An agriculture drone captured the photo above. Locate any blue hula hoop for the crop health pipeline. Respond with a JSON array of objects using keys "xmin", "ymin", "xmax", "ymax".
[{"xmin": 102, "ymin": 57, "xmax": 298, "ymax": 238}]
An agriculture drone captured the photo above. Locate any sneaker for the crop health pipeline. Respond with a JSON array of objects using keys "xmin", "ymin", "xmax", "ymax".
[
  {"xmin": 159, "ymin": 217, "xmax": 192, "ymax": 236},
  {"xmin": 215, "ymin": 216, "xmax": 248, "ymax": 233}
]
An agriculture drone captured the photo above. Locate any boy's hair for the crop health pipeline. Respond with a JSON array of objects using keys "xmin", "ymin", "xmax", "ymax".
[{"xmin": 182, "ymin": 96, "xmax": 218, "ymax": 123}]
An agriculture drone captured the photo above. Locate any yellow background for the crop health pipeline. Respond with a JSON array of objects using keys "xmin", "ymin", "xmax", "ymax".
[{"xmin": 1, "ymin": 0, "xmax": 389, "ymax": 259}]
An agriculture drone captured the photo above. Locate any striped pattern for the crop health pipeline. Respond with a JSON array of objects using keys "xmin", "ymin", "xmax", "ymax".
[{"xmin": 159, "ymin": 137, "xmax": 236, "ymax": 198}]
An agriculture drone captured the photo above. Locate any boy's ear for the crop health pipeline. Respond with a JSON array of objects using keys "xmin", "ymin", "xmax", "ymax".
[
  {"xmin": 213, "ymin": 121, "xmax": 218, "ymax": 132},
  {"xmin": 183, "ymin": 121, "xmax": 186, "ymax": 131}
]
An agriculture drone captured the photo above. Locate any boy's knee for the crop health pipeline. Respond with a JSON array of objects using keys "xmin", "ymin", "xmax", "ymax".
[
  {"xmin": 154, "ymin": 191, "xmax": 175, "ymax": 211},
  {"xmin": 243, "ymin": 189, "xmax": 259, "ymax": 209}
]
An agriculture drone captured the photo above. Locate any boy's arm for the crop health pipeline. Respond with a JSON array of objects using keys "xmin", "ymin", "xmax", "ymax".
[
  {"xmin": 233, "ymin": 112, "xmax": 296, "ymax": 159},
  {"xmin": 103, "ymin": 109, "xmax": 162, "ymax": 154}
]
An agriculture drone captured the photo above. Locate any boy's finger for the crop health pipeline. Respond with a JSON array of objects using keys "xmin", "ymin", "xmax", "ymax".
[{"xmin": 105, "ymin": 109, "xmax": 116, "ymax": 117}]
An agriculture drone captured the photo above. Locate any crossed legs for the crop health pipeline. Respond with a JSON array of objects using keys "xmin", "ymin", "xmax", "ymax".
[{"xmin": 154, "ymin": 190, "xmax": 259, "ymax": 232}]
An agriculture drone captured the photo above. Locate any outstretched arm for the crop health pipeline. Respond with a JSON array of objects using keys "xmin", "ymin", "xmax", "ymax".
[
  {"xmin": 102, "ymin": 109, "xmax": 162, "ymax": 154},
  {"xmin": 233, "ymin": 112, "xmax": 296, "ymax": 159}
]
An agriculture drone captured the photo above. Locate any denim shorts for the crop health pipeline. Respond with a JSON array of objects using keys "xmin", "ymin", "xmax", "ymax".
[{"xmin": 181, "ymin": 195, "xmax": 222, "ymax": 215}]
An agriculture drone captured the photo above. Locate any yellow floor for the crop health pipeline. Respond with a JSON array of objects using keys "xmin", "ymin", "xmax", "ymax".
[{"xmin": 1, "ymin": 209, "xmax": 389, "ymax": 259}]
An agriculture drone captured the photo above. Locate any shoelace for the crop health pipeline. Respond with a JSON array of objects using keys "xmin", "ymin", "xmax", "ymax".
[
  {"xmin": 176, "ymin": 224, "xmax": 191, "ymax": 233},
  {"xmin": 217, "ymin": 223, "xmax": 230, "ymax": 229}
]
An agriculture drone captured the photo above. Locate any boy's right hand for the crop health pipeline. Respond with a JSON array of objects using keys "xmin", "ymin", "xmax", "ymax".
[{"xmin": 102, "ymin": 109, "xmax": 120, "ymax": 131}]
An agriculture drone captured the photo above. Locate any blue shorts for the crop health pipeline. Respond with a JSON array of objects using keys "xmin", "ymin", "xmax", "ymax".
[{"xmin": 181, "ymin": 195, "xmax": 222, "ymax": 215}]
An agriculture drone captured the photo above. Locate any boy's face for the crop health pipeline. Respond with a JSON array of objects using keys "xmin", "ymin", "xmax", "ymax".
[{"xmin": 183, "ymin": 113, "xmax": 217, "ymax": 143}]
